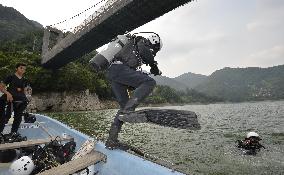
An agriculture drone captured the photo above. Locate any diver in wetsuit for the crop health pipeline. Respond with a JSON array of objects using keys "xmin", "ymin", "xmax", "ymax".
[
  {"xmin": 90, "ymin": 33, "xmax": 163, "ymax": 149},
  {"xmin": 237, "ymin": 132, "xmax": 265, "ymax": 155}
]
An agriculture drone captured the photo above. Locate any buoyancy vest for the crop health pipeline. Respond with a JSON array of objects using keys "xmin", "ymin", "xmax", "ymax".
[{"xmin": 89, "ymin": 34, "xmax": 156, "ymax": 71}]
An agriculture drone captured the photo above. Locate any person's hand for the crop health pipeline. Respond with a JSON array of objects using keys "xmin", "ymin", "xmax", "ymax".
[
  {"xmin": 0, "ymin": 83, "xmax": 4, "ymax": 91},
  {"xmin": 153, "ymin": 69, "xmax": 162, "ymax": 76},
  {"xmin": 6, "ymin": 92, "xmax": 13, "ymax": 102},
  {"xmin": 150, "ymin": 64, "xmax": 162, "ymax": 76}
]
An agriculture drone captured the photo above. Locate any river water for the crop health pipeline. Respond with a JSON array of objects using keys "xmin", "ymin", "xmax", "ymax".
[{"xmin": 48, "ymin": 101, "xmax": 284, "ymax": 175}]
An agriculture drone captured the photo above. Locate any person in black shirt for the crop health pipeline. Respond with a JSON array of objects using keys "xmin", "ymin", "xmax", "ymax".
[{"xmin": 0, "ymin": 63, "xmax": 29, "ymax": 140}]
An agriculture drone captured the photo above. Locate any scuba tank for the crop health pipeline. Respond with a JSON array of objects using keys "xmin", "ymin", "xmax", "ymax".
[
  {"xmin": 89, "ymin": 35, "xmax": 130, "ymax": 72},
  {"xmin": 89, "ymin": 32, "xmax": 162, "ymax": 72}
]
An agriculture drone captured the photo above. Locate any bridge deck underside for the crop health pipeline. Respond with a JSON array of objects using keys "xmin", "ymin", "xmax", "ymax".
[{"xmin": 42, "ymin": 0, "xmax": 193, "ymax": 69}]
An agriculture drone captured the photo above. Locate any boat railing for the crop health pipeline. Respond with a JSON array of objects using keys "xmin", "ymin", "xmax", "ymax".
[{"xmin": 0, "ymin": 136, "xmax": 74, "ymax": 151}]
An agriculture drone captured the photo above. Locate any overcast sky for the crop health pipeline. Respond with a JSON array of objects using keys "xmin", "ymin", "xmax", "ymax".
[{"xmin": 1, "ymin": 0, "xmax": 284, "ymax": 77}]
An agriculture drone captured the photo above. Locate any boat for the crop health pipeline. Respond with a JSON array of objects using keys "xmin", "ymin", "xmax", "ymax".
[{"xmin": 0, "ymin": 113, "xmax": 188, "ymax": 175}]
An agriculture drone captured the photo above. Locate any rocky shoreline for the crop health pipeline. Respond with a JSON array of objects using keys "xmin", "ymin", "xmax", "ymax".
[{"xmin": 27, "ymin": 90, "xmax": 118, "ymax": 112}]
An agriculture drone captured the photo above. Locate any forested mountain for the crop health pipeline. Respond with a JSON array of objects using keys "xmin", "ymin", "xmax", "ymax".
[
  {"xmin": 153, "ymin": 65, "xmax": 284, "ymax": 102},
  {"xmin": 0, "ymin": 4, "xmax": 42, "ymax": 43},
  {"xmin": 195, "ymin": 66, "xmax": 284, "ymax": 101},
  {"xmin": 151, "ymin": 75, "xmax": 189, "ymax": 91},
  {"xmin": 174, "ymin": 72, "xmax": 207, "ymax": 89},
  {"xmin": 152, "ymin": 72, "xmax": 207, "ymax": 91}
]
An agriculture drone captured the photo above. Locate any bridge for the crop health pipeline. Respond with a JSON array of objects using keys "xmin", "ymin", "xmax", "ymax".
[{"xmin": 41, "ymin": 0, "xmax": 194, "ymax": 69}]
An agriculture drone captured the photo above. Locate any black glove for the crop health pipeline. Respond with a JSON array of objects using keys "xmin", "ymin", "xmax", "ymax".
[{"xmin": 150, "ymin": 64, "xmax": 162, "ymax": 76}]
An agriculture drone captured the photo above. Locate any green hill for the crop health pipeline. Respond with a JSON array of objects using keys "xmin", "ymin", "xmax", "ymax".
[
  {"xmin": 0, "ymin": 4, "xmax": 42, "ymax": 43},
  {"xmin": 152, "ymin": 73, "xmax": 207, "ymax": 91},
  {"xmin": 174, "ymin": 72, "xmax": 207, "ymax": 89},
  {"xmin": 151, "ymin": 75, "xmax": 189, "ymax": 91},
  {"xmin": 195, "ymin": 66, "xmax": 284, "ymax": 101}
]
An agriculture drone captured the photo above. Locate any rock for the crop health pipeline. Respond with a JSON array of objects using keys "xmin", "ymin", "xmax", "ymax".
[{"xmin": 27, "ymin": 89, "xmax": 103, "ymax": 112}]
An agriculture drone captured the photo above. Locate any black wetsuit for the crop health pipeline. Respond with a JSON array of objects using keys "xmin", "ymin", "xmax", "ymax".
[
  {"xmin": 237, "ymin": 138, "xmax": 265, "ymax": 155},
  {"xmin": 106, "ymin": 36, "xmax": 159, "ymax": 145},
  {"xmin": 0, "ymin": 74, "xmax": 28, "ymax": 133}
]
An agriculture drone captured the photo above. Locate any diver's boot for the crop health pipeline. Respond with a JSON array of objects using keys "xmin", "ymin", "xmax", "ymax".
[
  {"xmin": 5, "ymin": 132, "xmax": 27, "ymax": 143},
  {"xmin": 105, "ymin": 123, "xmax": 121, "ymax": 150},
  {"xmin": 122, "ymin": 97, "xmax": 139, "ymax": 112},
  {"xmin": 105, "ymin": 127, "xmax": 131, "ymax": 151},
  {"xmin": 117, "ymin": 98, "xmax": 148, "ymax": 123}
]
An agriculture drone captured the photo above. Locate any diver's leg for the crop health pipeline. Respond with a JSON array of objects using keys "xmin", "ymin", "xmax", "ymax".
[
  {"xmin": 110, "ymin": 65, "xmax": 156, "ymax": 122},
  {"xmin": 11, "ymin": 101, "xmax": 27, "ymax": 133},
  {"xmin": 122, "ymin": 78, "xmax": 156, "ymax": 112},
  {"xmin": 111, "ymin": 65, "xmax": 156, "ymax": 111},
  {"xmin": 0, "ymin": 98, "xmax": 7, "ymax": 134},
  {"xmin": 4, "ymin": 102, "xmax": 12, "ymax": 124},
  {"xmin": 106, "ymin": 114, "xmax": 124, "ymax": 149},
  {"xmin": 110, "ymin": 80, "xmax": 129, "ymax": 109},
  {"xmin": 105, "ymin": 81, "xmax": 129, "ymax": 149}
]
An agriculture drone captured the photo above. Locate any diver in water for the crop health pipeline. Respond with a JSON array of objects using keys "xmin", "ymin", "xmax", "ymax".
[
  {"xmin": 237, "ymin": 131, "xmax": 265, "ymax": 155},
  {"xmin": 90, "ymin": 32, "xmax": 162, "ymax": 149}
]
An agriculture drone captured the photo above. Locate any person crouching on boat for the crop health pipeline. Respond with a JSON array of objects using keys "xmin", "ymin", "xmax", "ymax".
[
  {"xmin": 237, "ymin": 131, "xmax": 265, "ymax": 155},
  {"xmin": 0, "ymin": 63, "xmax": 29, "ymax": 142},
  {"xmin": 90, "ymin": 33, "xmax": 163, "ymax": 149}
]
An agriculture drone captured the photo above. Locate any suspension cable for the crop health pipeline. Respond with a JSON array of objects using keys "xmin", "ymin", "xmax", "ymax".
[{"xmin": 49, "ymin": 0, "xmax": 107, "ymax": 27}]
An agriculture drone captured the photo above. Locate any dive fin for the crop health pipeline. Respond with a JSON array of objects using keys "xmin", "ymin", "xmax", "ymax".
[{"xmin": 118, "ymin": 109, "xmax": 201, "ymax": 130}]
